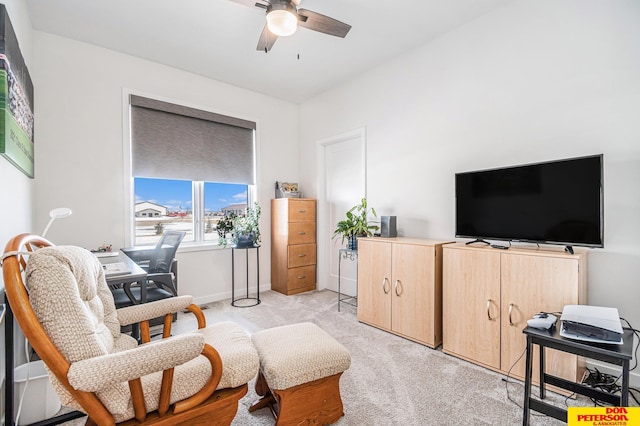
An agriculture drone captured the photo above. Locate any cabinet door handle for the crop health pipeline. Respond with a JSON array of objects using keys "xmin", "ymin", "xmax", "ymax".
[
  {"xmin": 297, "ymin": 275, "xmax": 306, "ymax": 279},
  {"xmin": 508, "ymin": 303, "xmax": 515, "ymax": 326},
  {"xmin": 298, "ymin": 232, "xmax": 306, "ymax": 235},
  {"xmin": 486, "ymin": 299, "xmax": 493, "ymax": 321},
  {"xmin": 298, "ymin": 254, "xmax": 306, "ymax": 257},
  {"xmin": 394, "ymin": 279, "xmax": 402, "ymax": 296},
  {"xmin": 299, "ymin": 210, "xmax": 306, "ymax": 213},
  {"xmin": 382, "ymin": 277, "xmax": 390, "ymax": 294}
]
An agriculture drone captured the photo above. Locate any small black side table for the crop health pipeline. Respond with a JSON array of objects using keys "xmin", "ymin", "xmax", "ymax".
[
  {"xmin": 337, "ymin": 248, "xmax": 358, "ymax": 312},
  {"xmin": 231, "ymin": 245, "xmax": 261, "ymax": 307},
  {"xmin": 522, "ymin": 325, "xmax": 634, "ymax": 425}
]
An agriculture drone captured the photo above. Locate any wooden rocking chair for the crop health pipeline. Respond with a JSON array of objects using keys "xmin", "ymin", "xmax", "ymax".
[{"xmin": 2, "ymin": 234, "xmax": 259, "ymax": 426}]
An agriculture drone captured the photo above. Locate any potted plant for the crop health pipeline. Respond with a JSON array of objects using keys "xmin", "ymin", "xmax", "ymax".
[
  {"xmin": 229, "ymin": 202, "xmax": 261, "ymax": 248},
  {"xmin": 216, "ymin": 212, "xmax": 237, "ymax": 246},
  {"xmin": 333, "ymin": 198, "xmax": 379, "ymax": 250}
]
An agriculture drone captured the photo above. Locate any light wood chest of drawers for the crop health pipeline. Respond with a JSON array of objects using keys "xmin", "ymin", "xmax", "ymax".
[{"xmin": 271, "ymin": 198, "xmax": 317, "ymax": 295}]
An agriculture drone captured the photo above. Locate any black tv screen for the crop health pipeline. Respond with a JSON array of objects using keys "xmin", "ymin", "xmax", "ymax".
[{"xmin": 455, "ymin": 154, "xmax": 603, "ymax": 248}]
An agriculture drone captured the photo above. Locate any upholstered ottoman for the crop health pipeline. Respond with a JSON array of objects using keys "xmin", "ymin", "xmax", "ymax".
[{"xmin": 248, "ymin": 322, "xmax": 351, "ymax": 425}]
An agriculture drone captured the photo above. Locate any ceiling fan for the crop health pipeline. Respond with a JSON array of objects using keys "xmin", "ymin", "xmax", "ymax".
[{"xmin": 230, "ymin": 0, "xmax": 352, "ymax": 52}]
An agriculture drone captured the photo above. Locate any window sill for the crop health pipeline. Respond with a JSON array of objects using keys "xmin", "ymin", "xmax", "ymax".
[{"xmin": 177, "ymin": 242, "xmax": 228, "ymax": 253}]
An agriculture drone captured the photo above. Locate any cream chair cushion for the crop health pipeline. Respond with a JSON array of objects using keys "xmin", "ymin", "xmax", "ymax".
[
  {"xmin": 26, "ymin": 246, "xmax": 123, "ymax": 358},
  {"xmin": 25, "ymin": 246, "xmax": 258, "ymax": 423},
  {"xmin": 199, "ymin": 323, "xmax": 260, "ymax": 389},
  {"xmin": 251, "ymin": 322, "xmax": 351, "ymax": 390}
]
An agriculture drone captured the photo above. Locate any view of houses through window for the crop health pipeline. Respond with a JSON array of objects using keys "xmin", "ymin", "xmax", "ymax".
[{"xmin": 134, "ymin": 177, "xmax": 249, "ymax": 245}]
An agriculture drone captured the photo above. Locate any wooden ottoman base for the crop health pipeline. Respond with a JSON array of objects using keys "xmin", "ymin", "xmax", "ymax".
[
  {"xmin": 249, "ymin": 371, "xmax": 345, "ymax": 425},
  {"xmin": 248, "ymin": 323, "xmax": 351, "ymax": 425}
]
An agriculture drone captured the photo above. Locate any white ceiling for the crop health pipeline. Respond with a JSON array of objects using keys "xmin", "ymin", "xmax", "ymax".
[{"xmin": 26, "ymin": 0, "xmax": 512, "ymax": 104}]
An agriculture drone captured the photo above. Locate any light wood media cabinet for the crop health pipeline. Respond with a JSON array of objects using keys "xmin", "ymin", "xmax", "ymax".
[
  {"xmin": 357, "ymin": 237, "xmax": 454, "ymax": 348},
  {"xmin": 442, "ymin": 243, "xmax": 588, "ymax": 384}
]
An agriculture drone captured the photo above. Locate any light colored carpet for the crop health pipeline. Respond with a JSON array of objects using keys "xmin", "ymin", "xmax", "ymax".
[{"xmin": 57, "ymin": 289, "xmax": 588, "ymax": 425}]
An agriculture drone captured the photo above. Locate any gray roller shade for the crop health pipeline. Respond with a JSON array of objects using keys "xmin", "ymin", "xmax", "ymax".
[{"xmin": 130, "ymin": 95, "xmax": 255, "ymax": 184}]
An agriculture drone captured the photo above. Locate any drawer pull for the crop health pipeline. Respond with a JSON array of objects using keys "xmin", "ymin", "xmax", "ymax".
[
  {"xmin": 297, "ymin": 275, "xmax": 306, "ymax": 279},
  {"xmin": 298, "ymin": 232, "xmax": 306, "ymax": 235},
  {"xmin": 298, "ymin": 210, "xmax": 306, "ymax": 213},
  {"xmin": 486, "ymin": 299, "xmax": 493, "ymax": 321},
  {"xmin": 298, "ymin": 254, "xmax": 306, "ymax": 257}
]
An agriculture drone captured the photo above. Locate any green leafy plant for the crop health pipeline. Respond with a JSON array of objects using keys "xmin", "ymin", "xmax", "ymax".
[
  {"xmin": 232, "ymin": 203, "xmax": 261, "ymax": 246},
  {"xmin": 216, "ymin": 213, "xmax": 237, "ymax": 245},
  {"xmin": 218, "ymin": 203, "xmax": 261, "ymax": 247},
  {"xmin": 333, "ymin": 198, "xmax": 379, "ymax": 245}
]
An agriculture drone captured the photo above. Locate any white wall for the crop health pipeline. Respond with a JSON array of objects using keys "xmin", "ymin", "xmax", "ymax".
[
  {"xmin": 300, "ymin": 0, "xmax": 640, "ymax": 373},
  {"xmin": 31, "ymin": 32, "xmax": 300, "ymax": 304}
]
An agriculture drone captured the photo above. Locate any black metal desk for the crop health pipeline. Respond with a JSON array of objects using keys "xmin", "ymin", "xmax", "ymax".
[
  {"xmin": 231, "ymin": 245, "xmax": 260, "ymax": 307},
  {"xmin": 337, "ymin": 248, "xmax": 358, "ymax": 312},
  {"xmin": 522, "ymin": 325, "xmax": 634, "ymax": 425}
]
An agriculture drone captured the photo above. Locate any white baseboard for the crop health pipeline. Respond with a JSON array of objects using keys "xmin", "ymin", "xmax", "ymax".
[{"xmin": 192, "ymin": 284, "xmax": 270, "ymax": 307}]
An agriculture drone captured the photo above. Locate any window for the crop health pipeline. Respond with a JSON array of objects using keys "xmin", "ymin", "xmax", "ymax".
[
  {"xmin": 133, "ymin": 178, "xmax": 249, "ymax": 245},
  {"xmin": 129, "ymin": 95, "xmax": 256, "ymax": 246}
]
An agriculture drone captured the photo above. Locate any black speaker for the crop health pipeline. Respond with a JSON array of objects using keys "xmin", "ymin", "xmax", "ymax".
[{"xmin": 381, "ymin": 216, "xmax": 397, "ymax": 238}]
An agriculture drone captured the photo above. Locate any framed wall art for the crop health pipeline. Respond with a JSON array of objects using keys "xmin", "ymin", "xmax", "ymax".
[{"xmin": 0, "ymin": 5, "xmax": 34, "ymax": 178}]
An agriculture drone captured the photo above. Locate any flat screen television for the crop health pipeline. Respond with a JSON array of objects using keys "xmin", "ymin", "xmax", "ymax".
[{"xmin": 455, "ymin": 154, "xmax": 603, "ymax": 251}]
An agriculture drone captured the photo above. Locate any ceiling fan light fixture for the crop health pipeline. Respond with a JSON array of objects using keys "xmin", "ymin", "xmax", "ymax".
[{"xmin": 266, "ymin": 8, "xmax": 297, "ymax": 37}]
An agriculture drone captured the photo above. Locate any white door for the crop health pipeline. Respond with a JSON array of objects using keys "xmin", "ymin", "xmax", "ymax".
[{"xmin": 317, "ymin": 128, "xmax": 366, "ymax": 297}]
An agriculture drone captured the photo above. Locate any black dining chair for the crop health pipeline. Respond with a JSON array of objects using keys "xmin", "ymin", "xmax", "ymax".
[{"xmin": 112, "ymin": 231, "xmax": 186, "ymax": 312}]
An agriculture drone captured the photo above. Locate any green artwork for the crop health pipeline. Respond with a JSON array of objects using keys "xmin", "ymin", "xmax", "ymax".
[{"xmin": 0, "ymin": 5, "xmax": 34, "ymax": 178}]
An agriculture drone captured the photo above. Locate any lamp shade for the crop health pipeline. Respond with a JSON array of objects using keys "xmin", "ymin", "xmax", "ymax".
[
  {"xmin": 42, "ymin": 207, "xmax": 72, "ymax": 238},
  {"xmin": 49, "ymin": 207, "xmax": 72, "ymax": 220},
  {"xmin": 267, "ymin": 9, "xmax": 297, "ymax": 36}
]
